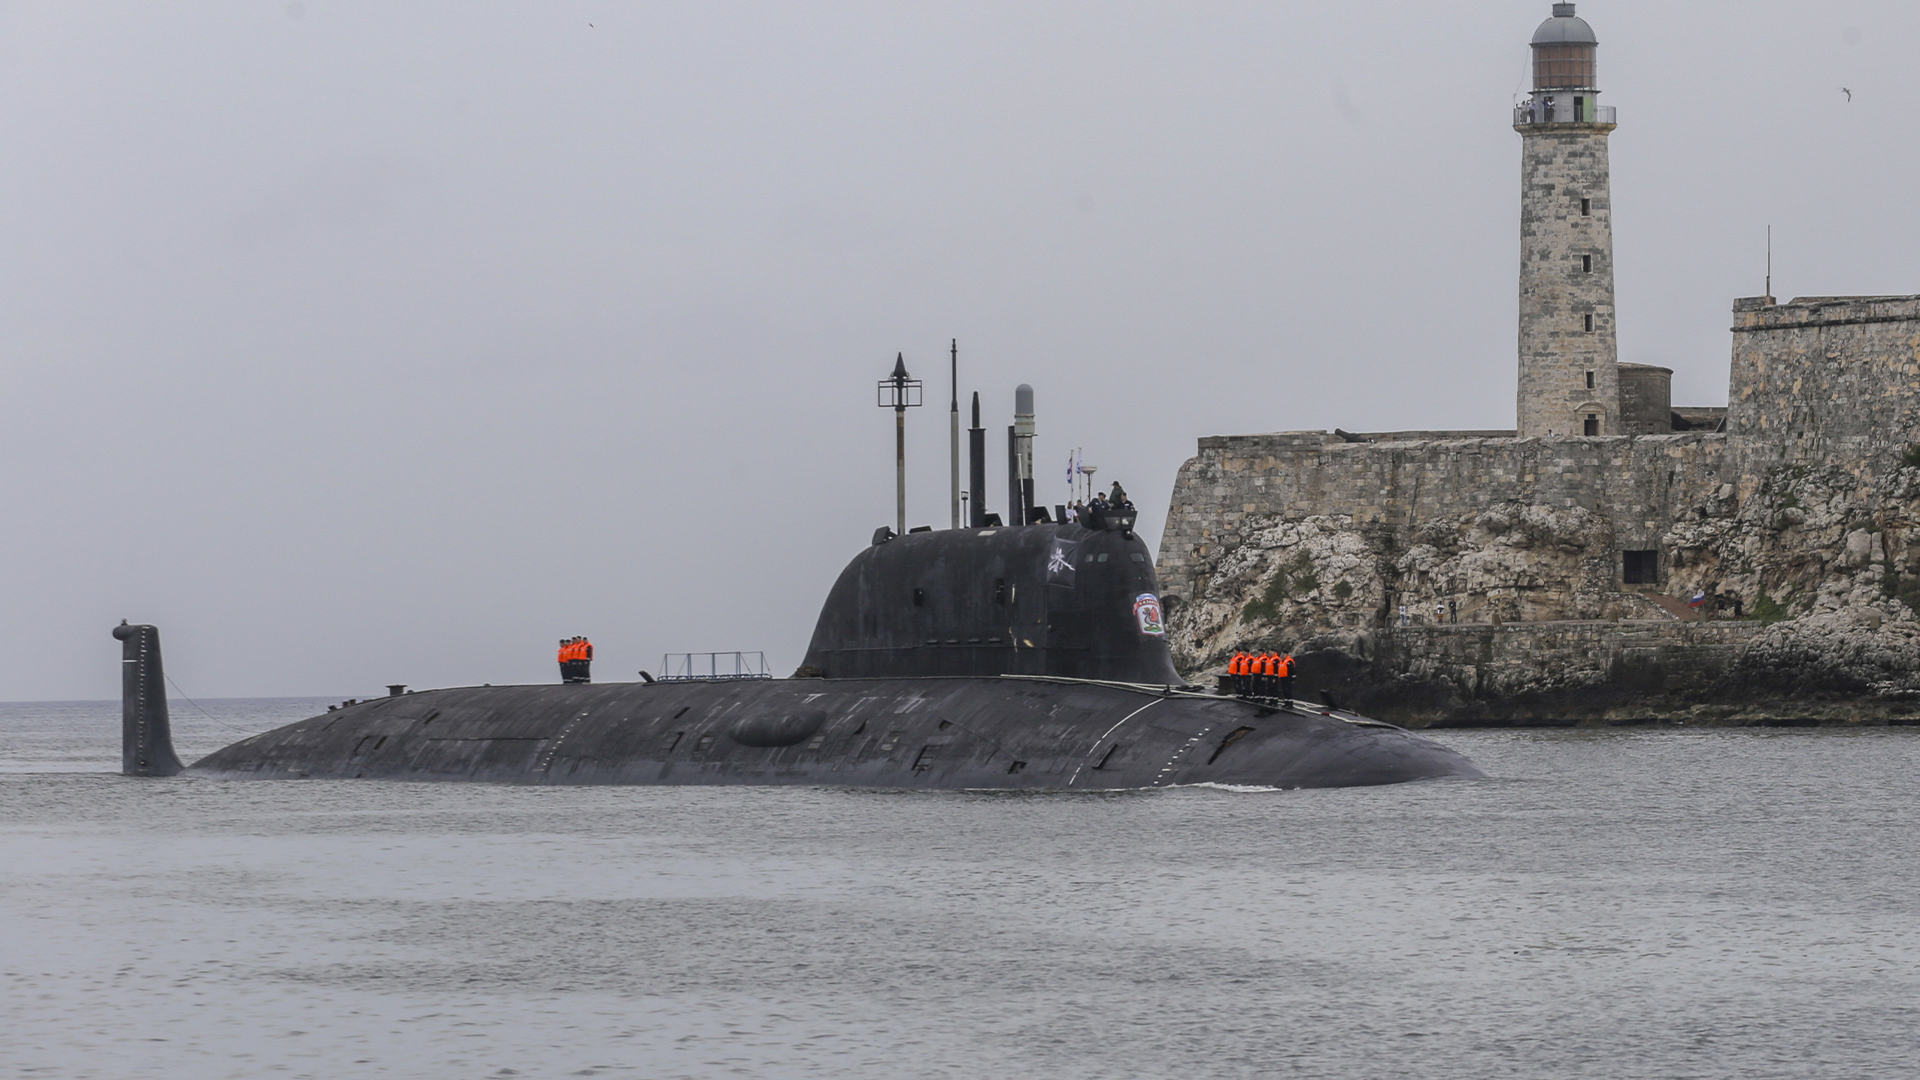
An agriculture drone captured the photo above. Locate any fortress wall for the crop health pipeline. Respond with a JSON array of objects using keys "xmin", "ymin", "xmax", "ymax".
[
  {"xmin": 1728, "ymin": 296, "xmax": 1920, "ymax": 482},
  {"xmin": 1156, "ymin": 431, "xmax": 1732, "ymax": 603}
]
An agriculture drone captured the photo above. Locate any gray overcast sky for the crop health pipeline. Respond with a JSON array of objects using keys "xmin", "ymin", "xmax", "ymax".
[{"xmin": 3, "ymin": 1, "xmax": 1915, "ymax": 701}]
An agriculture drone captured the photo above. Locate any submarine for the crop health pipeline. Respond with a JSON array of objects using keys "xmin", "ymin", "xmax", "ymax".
[
  {"xmin": 118, "ymin": 509, "xmax": 1482, "ymax": 789},
  {"xmin": 115, "ymin": 369, "xmax": 1479, "ymax": 790}
]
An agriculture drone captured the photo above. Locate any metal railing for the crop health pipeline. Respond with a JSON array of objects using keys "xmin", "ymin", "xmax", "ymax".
[
  {"xmin": 658, "ymin": 651, "xmax": 772, "ymax": 681},
  {"xmin": 1514, "ymin": 102, "xmax": 1616, "ymax": 126}
]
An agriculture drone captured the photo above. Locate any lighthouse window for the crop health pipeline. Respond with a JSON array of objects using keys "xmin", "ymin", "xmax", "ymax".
[
  {"xmin": 1584, "ymin": 414, "xmax": 1599, "ymax": 435},
  {"xmin": 1585, "ymin": 370, "xmax": 1596, "ymax": 389},
  {"xmin": 1582, "ymin": 254, "xmax": 1593, "ymax": 273},
  {"xmin": 1581, "ymin": 197, "xmax": 1592, "ymax": 216},
  {"xmin": 1584, "ymin": 314, "xmax": 1595, "ymax": 332}
]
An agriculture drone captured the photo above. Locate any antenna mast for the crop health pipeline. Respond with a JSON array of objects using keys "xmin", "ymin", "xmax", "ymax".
[
  {"xmin": 876, "ymin": 354, "xmax": 922, "ymax": 537},
  {"xmin": 949, "ymin": 340, "xmax": 960, "ymax": 529}
]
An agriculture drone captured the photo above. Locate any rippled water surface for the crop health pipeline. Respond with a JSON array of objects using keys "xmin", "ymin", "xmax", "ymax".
[{"xmin": 4, "ymin": 699, "xmax": 1918, "ymax": 1079}]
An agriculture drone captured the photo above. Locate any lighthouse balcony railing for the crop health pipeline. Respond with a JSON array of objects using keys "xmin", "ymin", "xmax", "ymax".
[{"xmin": 1514, "ymin": 102, "xmax": 1615, "ymax": 126}]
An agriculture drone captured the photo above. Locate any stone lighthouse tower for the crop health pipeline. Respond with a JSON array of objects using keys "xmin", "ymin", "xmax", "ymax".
[{"xmin": 1515, "ymin": 3, "xmax": 1618, "ymax": 438}]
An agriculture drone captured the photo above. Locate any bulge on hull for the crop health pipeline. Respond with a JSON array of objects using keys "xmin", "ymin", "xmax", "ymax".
[{"xmin": 131, "ymin": 517, "xmax": 1484, "ymax": 788}]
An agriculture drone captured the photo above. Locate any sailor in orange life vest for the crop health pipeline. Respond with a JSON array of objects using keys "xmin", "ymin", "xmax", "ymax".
[{"xmin": 558, "ymin": 636, "xmax": 594, "ymax": 684}]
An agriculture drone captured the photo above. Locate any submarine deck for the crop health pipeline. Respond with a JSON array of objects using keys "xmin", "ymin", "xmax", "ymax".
[{"xmin": 188, "ymin": 676, "xmax": 1483, "ymax": 789}]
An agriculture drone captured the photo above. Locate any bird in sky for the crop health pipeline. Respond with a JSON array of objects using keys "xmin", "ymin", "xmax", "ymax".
[{"xmin": 1840, "ymin": 87, "xmax": 1853, "ymax": 102}]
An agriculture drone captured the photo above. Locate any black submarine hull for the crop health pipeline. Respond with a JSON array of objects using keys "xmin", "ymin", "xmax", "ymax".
[{"xmin": 187, "ymin": 677, "xmax": 1482, "ymax": 789}]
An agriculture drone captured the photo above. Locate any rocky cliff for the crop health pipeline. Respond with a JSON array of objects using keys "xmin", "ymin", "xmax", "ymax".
[{"xmin": 1162, "ymin": 453, "xmax": 1920, "ymax": 726}]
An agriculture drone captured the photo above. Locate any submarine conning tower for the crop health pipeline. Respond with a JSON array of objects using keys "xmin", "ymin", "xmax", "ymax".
[{"xmin": 801, "ymin": 515, "xmax": 1183, "ymax": 684}]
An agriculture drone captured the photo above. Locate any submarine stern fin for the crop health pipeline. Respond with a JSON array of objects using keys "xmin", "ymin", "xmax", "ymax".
[{"xmin": 113, "ymin": 622, "xmax": 185, "ymax": 777}]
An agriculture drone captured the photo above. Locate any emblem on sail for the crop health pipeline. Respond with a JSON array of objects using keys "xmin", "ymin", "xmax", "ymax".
[{"xmin": 1133, "ymin": 593, "xmax": 1166, "ymax": 636}]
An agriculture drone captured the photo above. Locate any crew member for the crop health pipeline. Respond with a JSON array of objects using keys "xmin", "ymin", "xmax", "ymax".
[
  {"xmin": 1278, "ymin": 653, "xmax": 1295, "ymax": 701},
  {"xmin": 1230, "ymin": 652, "xmax": 1247, "ymax": 696},
  {"xmin": 558, "ymin": 636, "xmax": 594, "ymax": 684},
  {"xmin": 1257, "ymin": 651, "xmax": 1275, "ymax": 698}
]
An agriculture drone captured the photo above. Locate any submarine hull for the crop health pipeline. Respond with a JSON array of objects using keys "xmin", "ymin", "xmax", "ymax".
[{"xmin": 188, "ymin": 677, "xmax": 1482, "ymax": 789}]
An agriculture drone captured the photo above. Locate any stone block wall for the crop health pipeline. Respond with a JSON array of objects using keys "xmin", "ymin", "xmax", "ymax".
[
  {"xmin": 1616, "ymin": 362, "xmax": 1672, "ymax": 434},
  {"xmin": 1728, "ymin": 295, "xmax": 1920, "ymax": 481},
  {"xmin": 1156, "ymin": 430, "xmax": 1732, "ymax": 607}
]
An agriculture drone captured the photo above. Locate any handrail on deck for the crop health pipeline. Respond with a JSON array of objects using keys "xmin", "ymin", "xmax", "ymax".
[{"xmin": 659, "ymin": 651, "xmax": 772, "ymax": 681}]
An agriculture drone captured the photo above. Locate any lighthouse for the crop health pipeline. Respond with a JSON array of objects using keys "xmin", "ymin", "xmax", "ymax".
[{"xmin": 1515, "ymin": 3, "xmax": 1619, "ymax": 438}]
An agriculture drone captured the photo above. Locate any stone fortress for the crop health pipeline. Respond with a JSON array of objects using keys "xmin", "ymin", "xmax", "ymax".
[{"xmin": 1155, "ymin": 4, "xmax": 1920, "ymax": 723}]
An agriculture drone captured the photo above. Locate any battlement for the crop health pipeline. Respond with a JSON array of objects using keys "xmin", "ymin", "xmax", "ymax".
[
  {"xmin": 1732, "ymin": 295, "xmax": 1920, "ymax": 329},
  {"xmin": 1195, "ymin": 430, "xmax": 1518, "ymax": 453}
]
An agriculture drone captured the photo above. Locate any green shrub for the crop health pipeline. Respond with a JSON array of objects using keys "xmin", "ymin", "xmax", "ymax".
[
  {"xmin": 1333, "ymin": 580, "xmax": 1354, "ymax": 601},
  {"xmin": 1748, "ymin": 589, "xmax": 1792, "ymax": 624},
  {"xmin": 1887, "ymin": 565, "xmax": 1920, "ymax": 615},
  {"xmin": 1902, "ymin": 444, "xmax": 1920, "ymax": 469},
  {"xmin": 1242, "ymin": 553, "xmax": 1316, "ymax": 622}
]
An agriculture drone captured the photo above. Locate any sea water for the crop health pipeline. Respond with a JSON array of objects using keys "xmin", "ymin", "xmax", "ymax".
[{"xmin": 3, "ymin": 699, "xmax": 1918, "ymax": 1079}]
